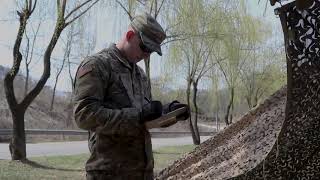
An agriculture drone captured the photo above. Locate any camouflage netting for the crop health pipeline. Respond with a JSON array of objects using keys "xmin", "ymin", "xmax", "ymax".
[
  {"xmin": 156, "ymin": 0, "xmax": 320, "ymax": 179},
  {"xmin": 156, "ymin": 87, "xmax": 287, "ymax": 180}
]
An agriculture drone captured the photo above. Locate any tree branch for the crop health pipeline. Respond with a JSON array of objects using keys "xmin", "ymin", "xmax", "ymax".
[
  {"xmin": 28, "ymin": 21, "xmax": 41, "ymax": 65},
  {"xmin": 65, "ymin": 0, "xmax": 99, "ymax": 27},
  {"xmin": 61, "ymin": 0, "xmax": 67, "ymax": 17},
  {"xmin": 155, "ymin": 0, "xmax": 165, "ymax": 19},
  {"xmin": 65, "ymin": 0, "xmax": 93, "ymax": 20},
  {"xmin": 149, "ymin": 0, "xmax": 154, "ymax": 15},
  {"xmin": 115, "ymin": 0, "xmax": 133, "ymax": 20},
  {"xmin": 30, "ymin": 0, "xmax": 37, "ymax": 14},
  {"xmin": 4, "ymin": 3, "xmax": 32, "ymax": 109}
]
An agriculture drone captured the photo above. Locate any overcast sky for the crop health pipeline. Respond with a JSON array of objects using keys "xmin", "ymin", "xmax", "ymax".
[{"xmin": 0, "ymin": 0, "xmax": 283, "ymax": 92}]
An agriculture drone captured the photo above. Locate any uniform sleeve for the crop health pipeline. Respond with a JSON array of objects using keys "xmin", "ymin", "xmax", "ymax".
[{"xmin": 72, "ymin": 58, "xmax": 142, "ymax": 134}]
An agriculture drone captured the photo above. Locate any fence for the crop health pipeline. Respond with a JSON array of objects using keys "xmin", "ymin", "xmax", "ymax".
[{"xmin": 0, "ymin": 129, "xmax": 214, "ymax": 137}]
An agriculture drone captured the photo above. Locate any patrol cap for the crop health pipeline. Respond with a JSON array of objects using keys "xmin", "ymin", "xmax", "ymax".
[{"xmin": 130, "ymin": 13, "xmax": 166, "ymax": 56}]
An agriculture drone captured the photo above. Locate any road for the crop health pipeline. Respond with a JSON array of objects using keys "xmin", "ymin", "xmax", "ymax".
[{"xmin": 0, "ymin": 136, "xmax": 211, "ymax": 160}]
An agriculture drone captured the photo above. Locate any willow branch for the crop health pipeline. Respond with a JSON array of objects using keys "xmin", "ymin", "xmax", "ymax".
[
  {"xmin": 65, "ymin": 0, "xmax": 92, "ymax": 20},
  {"xmin": 116, "ymin": 0, "xmax": 133, "ymax": 20},
  {"xmin": 65, "ymin": 0, "xmax": 99, "ymax": 27}
]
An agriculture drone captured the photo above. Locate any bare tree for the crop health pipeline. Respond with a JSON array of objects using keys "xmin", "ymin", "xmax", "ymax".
[
  {"xmin": 4, "ymin": 0, "xmax": 100, "ymax": 160},
  {"xmin": 22, "ymin": 18, "xmax": 41, "ymax": 97},
  {"xmin": 50, "ymin": 24, "xmax": 75, "ymax": 111}
]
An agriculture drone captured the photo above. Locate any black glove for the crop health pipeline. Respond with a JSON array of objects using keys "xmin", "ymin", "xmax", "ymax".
[
  {"xmin": 140, "ymin": 101, "xmax": 163, "ymax": 123},
  {"xmin": 163, "ymin": 100, "xmax": 190, "ymax": 121}
]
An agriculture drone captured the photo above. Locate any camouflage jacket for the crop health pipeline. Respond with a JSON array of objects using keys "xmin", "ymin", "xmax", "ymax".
[{"xmin": 73, "ymin": 44, "xmax": 153, "ymax": 179}]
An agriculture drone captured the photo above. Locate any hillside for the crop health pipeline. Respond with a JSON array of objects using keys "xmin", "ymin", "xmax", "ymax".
[{"xmin": 0, "ymin": 65, "xmax": 75, "ymax": 129}]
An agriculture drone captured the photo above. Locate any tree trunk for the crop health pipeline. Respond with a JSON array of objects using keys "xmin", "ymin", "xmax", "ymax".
[
  {"xmin": 229, "ymin": 107, "xmax": 233, "ymax": 124},
  {"xmin": 50, "ymin": 56, "xmax": 66, "ymax": 111},
  {"xmin": 215, "ymin": 112, "xmax": 219, "ymax": 131},
  {"xmin": 65, "ymin": 103, "xmax": 74, "ymax": 128},
  {"xmin": 24, "ymin": 67, "xmax": 29, "ymax": 97},
  {"xmin": 224, "ymin": 105, "xmax": 230, "ymax": 125},
  {"xmin": 245, "ymin": 95, "xmax": 252, "ymax": 109},
  {"xmin": 229, "ymin": 92, "xmax": 234, "ymax": 124},
  {"xmin": 4, "ymin": 0, "xmax": 99, "ymax": 161},
  {"xmin": 215, "ymin": 84, "xmax": 220, "ymax": 131},
  {"xmin": 50, "ymin": 75, "xmax": 58, "ymax": 111},
  {"xmin": 67, "ymin": 57, "xmax": 75, "ymax": 95},
  {"xmin": 186, "ymin": 78, "xmax": 197, "ymax": 143},
  {"xmin": 23, "ymin": 36, "xmax": 30, "ymax": 97},
  {"xmin": 224, "ymin": 87, "xmax": 234, "ymax": 125},
  {"xmin": 4, "ymin": 4, "xmax": 31, "ymax": 161},
  {"xmin": 9, "ymin": 109, "xmax": 26, "ymax": 160},
  {"xmin": 192, "ymin": 81, "xmax": 200, "ymax": 145},
  {"xmin": 68, "ymin": 67, "xmax": 74, "ymax": 87}
]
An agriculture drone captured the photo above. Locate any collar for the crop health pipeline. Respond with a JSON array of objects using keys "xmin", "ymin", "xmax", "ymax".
[{"xmin": 108, "ymin": 44, "xmax": 133, "ymax": 70}]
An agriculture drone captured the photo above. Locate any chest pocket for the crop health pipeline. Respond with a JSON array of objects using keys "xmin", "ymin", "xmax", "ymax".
[{"xmin": 104, "ymin": 71, "xmax": 132, "ymax": 108}]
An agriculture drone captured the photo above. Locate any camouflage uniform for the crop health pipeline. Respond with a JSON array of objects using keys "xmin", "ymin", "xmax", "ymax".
[
  {"xmin": 73, "ymin": 13, "xmax": 166, "ymax": 180},
  {"xmin": 73, "ymin": 44, "xmax": 154, "ymax": 180}
]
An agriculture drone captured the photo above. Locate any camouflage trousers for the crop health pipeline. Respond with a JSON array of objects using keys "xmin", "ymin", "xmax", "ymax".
[{"xmin": 86, "ymin": 170, "xmax": 153, "ymax": 180}]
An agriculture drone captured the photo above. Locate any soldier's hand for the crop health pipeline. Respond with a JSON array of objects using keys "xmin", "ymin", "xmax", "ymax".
[
  {"xmin": 163, "ymin": 100, "xmax": 190, "ymax": 121},
  {"xmin": 140, "ymin": 101, "xmax": 163, "ymax": 123}
]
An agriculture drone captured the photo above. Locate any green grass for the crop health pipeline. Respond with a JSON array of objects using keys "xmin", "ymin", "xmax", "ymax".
[
  {"xmin": 153, "ymin": 145, "xmax": 195, "ymax": 173},
  {"xmin": 0, "ymin": 145, "xmax": 195, "ymax": 180},
  {"xmin": 0, "ymin": 154, "xmax": 89, "ymax": 180}
]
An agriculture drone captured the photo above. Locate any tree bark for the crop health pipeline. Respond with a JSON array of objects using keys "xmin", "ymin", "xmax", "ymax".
[
  {"xmin": 9, "ymin": 109, "xmax": 26, "ymax": 160},
  {"xmin": 4, "ymin": 0, "xmax": 99, "ymax": 160},
  {"xmin": 50, "ymin": 54, "xmax": 66, "ymax": 111},
  {"xmin": 4, "ymin": 2, "xmax": 33, "ymax": 160},
  {"xmin": 186, "ymin": 77, "xmax": 197, "ymax": 144},
  {"xmin": 192, "ymin": 80, "xmax": 200, "ymax": 145},
  {"xmin": 23, "ymin": 34, "xmax": 30, "ymax": 97},
  {"xmin": 24, "ymin": 66, "xmax": 30, "ymax": 97},
  {"xmin": 215, "ymin": 112, "xmax": 219, "ymax": 131},
  {"xmin": 50, "ymin": 71, "xmax": 59, "ymax": 111},
  {"xmin": 224, "ymin": 86, "xmax": 234, "ymax": 125}
]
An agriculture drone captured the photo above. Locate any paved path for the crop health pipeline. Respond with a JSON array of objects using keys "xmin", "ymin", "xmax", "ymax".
[{"xmin": 0, "ymin": 136, "xmax": 211, "ymax": 160}]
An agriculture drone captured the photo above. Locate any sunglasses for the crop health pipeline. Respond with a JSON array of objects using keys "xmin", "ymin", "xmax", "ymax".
[{"xmin": 138, "ymin": 33, "xmax": 153, "ymax": 53}]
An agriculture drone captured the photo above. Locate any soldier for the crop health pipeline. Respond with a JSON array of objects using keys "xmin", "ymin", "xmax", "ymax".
[{"xmin": 73, "ymin": 13, "xmax": 190, "ymax": 180}]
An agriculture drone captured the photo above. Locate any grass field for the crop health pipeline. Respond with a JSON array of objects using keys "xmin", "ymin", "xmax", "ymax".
[{"xmin": 0, "ymin": 145, "xmax": 195, "ymax": 180}]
